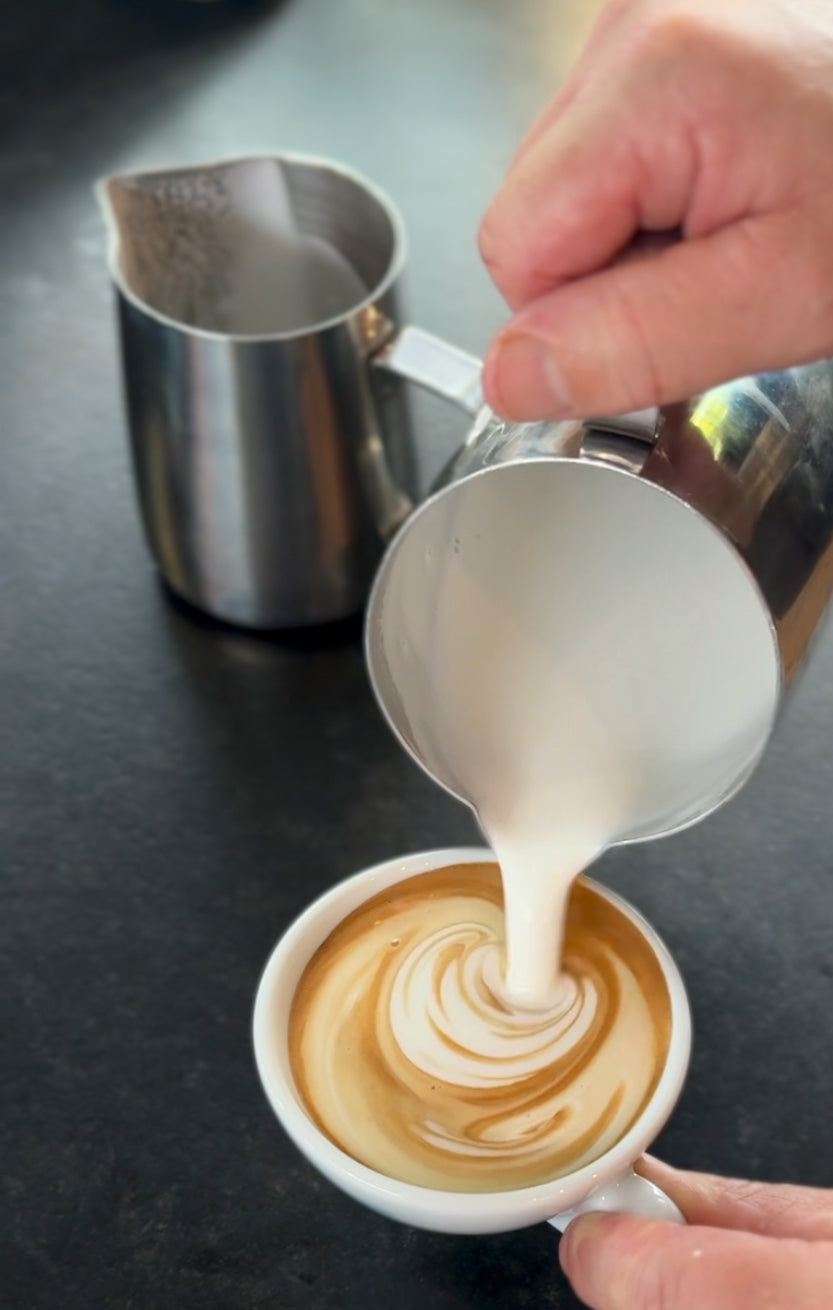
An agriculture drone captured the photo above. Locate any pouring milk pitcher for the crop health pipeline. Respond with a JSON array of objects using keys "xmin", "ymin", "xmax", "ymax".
[
  {"xmin": 98, "ymin": 153, "xmax": 483, "ymax": 628},
  {"xmin": 365, "ymin": 363, "xmax": 833, "ymax": 845}
]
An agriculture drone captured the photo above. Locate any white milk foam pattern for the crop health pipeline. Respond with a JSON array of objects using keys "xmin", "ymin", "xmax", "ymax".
[
  {"xmin": 290, "ymin": 867, "xmax": 669, "ymax": 1191},
  {"xmin": 389, "ymin": 923, "xmax": 595, "ymax": 1087}
]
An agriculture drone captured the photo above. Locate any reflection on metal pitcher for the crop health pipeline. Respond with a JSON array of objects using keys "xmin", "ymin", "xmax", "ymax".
[{"xmin": 431, "ymin": 360, "xmax": 833, "ymax": 684}]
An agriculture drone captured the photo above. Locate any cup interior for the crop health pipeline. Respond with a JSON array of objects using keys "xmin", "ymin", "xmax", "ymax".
[{"xmin": 253, "ymin": 848, "xmax": 692, "ymax": 1234}]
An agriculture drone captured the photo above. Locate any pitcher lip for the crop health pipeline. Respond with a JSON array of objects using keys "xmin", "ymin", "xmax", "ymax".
[
  {"xmin": 95, "ymin": 151, "xmax": 409, "ymax": 343},
  {"xmin": 364, "ymin": 455, "xmax": 783, "ymax": 847}
]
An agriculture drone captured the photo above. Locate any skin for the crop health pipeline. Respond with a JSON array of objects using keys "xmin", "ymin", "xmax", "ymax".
[
  {"xmin": 560, "ymin": 1157, "xmax": 833, "ymax": 1310},
  {"xmin": 477, "ymin": 3, "xmax": 833, "ymax": 1304},
  {"xmin": 479, "ymin": 0, "xmax": 833, "ymax": 421}
]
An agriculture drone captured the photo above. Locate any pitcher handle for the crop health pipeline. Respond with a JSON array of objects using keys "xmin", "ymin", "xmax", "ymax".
[
  {"xmin": 548, "ymin": 1166, "xmax": 685, "ymax": 1234},
  {"xmin": 372, "ymin": 326, "xmax": 484, "ymax": 416}
]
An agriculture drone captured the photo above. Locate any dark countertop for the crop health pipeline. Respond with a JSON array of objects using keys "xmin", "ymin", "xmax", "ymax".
[{"xmin": 2, "ymin": 1, "xmax": 833, "ymax": 1306}]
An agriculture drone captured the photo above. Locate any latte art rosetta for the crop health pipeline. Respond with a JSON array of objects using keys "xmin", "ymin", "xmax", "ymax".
[
  {"xmin": 290, "ymin": 864, "xmax": 671, "ymax": 1191},
  {"xmin": 389, "ymin": 926, "xmax": 597, "ymax": 1088}
]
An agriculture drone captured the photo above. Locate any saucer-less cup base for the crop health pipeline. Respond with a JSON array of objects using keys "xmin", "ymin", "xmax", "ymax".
[{"xmin": 253, "ymin": 848, "xmax": 690, "ymax": 1235}]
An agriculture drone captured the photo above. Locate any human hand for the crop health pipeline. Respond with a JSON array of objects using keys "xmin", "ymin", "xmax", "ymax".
[
  {"xmin": 479, "ymin": 0, "xmax": 833, "ymax": 421},
  {"xmin": 559, "ymin": 1155, "xmax": 833, "ymax": 1309}
]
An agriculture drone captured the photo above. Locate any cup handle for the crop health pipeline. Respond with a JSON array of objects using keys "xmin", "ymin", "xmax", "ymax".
[
  {"xmin": 548, "ymin": 1166, "xmax": 686, "ymax": 1234},
  {"xmin": 371, "ymin": 326, "xmax": 484, "ymax": 417}
]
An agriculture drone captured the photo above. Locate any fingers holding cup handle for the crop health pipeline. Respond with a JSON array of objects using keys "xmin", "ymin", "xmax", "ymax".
[{"xmin": 548, "ymin": 1165, "xmax": 685, "ymax": 1233}]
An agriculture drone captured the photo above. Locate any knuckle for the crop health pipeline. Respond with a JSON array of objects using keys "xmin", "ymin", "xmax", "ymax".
[
  {"xmin": 476, "ymin": 207, "xmax": 502, "ymax": 275},
  {"xmin": 604, "ymin": 0, "xmax": 638, "ymax": 22},
  {"xmin": 629, "ymin": 4, "xmax": 715, "ymax": 68},
  {"xmin": 477, "ymin": 203, "xmax": 534, "ymax": 307},
  {"xmin": 518, "ymin": 235, "xmax": 567, "ymax": 304}
]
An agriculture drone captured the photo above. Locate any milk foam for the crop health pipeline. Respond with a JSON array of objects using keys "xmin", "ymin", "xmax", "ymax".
[
  {"xmin": 389, "ymin": 925, "xmax": 595, "ymax": 1087},
  {"xmin": 290, "ymin": 867, "xmax": 670, "ymax": 1191}
]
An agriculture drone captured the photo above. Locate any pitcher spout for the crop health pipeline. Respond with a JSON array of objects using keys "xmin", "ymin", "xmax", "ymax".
[{"xmin": 96, "ymin": 154, "xmax": 388, "ymax": 337}]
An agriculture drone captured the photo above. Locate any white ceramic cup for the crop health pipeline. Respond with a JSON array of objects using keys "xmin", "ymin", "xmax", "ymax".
[{"xmin": 253, "ymin": 847, "xmax": 691, "ymax": 1235}]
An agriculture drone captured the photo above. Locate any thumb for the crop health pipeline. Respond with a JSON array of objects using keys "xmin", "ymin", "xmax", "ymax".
[
  {"xmin": 559, "ymin": 1211, "xmax": 833, "ymax": 1310},
  {"xmin": 482, "ymin": 211, "xmax": 828, "ymax": 421}
]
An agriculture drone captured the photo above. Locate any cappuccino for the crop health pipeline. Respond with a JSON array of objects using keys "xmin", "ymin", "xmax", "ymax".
[{"xmin": 289, "ymin": 863, "xmax": 670, "ymax": 1192}]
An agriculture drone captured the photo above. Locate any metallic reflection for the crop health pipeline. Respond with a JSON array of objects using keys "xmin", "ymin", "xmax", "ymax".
[{"xmin": 431, "ymin": 359, "xmax": 833, "ymax": 687}]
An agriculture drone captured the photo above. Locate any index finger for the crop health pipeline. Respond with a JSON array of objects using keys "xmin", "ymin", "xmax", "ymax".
[
  {"xmin": 638, "ymin": 1156, "xmax": 833, "ymax": 1242},
  {"xmin": 477, "ymin": 73, "xmax": 698, "ymax": 312}
]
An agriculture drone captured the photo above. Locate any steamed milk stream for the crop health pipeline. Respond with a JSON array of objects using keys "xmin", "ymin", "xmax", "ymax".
[
  {"xmin": 291, "ymin": 464, "xmax": 779, "ymax": 1189},
  {"xmin": 374, "ymin": 464, "xmax": 780, "ymax": 1006}
]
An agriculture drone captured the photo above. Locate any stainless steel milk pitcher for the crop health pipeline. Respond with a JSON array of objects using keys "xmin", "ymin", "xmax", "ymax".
[
  {"xmin": 366, "ymin": 359, "xmax": 833, "ymax": 842},
  {"xmin": 99, "ymin": 154, "xmax": 483, "ymax": 628}
]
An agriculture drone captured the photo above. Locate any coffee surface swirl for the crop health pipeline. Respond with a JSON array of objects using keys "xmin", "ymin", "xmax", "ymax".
[{"xmin": 289, "ymin": 863, "xmax": 671, "ymax": 1191}]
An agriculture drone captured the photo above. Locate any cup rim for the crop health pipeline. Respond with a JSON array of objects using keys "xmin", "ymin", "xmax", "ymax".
[
  {"xmin": 97, "ymin": 151, "xmax": 409, "ymax": 343},
  {"xmin": 364, "ymin": 458, "xmax": 783, "ymax": 847},
  {"xmin": 252, "ymin": 846, "xmax": 692, "ymax": 1226}
]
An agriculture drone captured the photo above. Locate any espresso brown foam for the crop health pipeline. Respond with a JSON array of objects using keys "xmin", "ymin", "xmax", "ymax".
[{"xmin": 289, "ymin": 864, "xmax": 671, "ymax": 1192}]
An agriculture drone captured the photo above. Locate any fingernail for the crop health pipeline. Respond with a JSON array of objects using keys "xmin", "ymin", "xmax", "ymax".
[
  {"xmin": 484, "ymin": 333, "xmax": 573, "ymax": 420},
  {"xmin": 636, "ymin": 1153, "xmax": 667, "ymax": 1178},
  {"xmin": 559, "ymin": 1211, "xmax": 607, "ymax": 1279}
]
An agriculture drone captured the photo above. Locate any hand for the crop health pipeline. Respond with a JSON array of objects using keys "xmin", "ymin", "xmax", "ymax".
[
  {"xmin": 559, "ymin": 1156, "xmax": 833, "ymax": 1309},
  {"xmin": 479, "ymin": 0, "xmax": 833, "ymax": 421}
]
